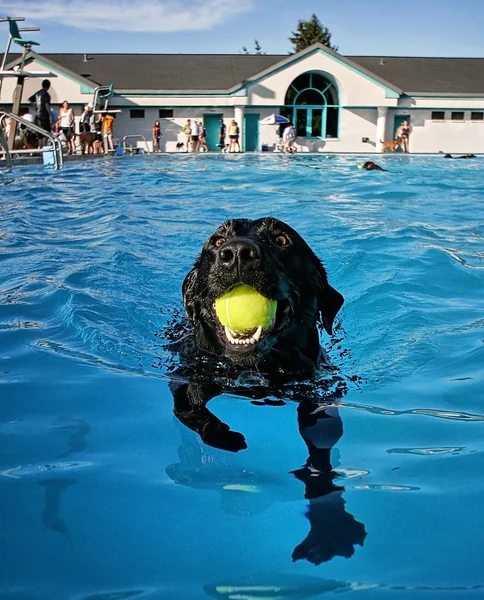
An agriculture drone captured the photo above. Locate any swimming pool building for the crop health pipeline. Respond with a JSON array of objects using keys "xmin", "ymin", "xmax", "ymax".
[{"xmin": 2, "ymin": 43, "xmax": 484, "ymax": 153}]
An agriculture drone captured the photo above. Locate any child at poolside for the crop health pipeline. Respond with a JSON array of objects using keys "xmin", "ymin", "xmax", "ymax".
[
  {"xmin": 153, "ymin": 120, "xmax": 163, "ymax": 152},
  {"xmin": 101, "ymin": 112, "xmax": 115, "ymax": 152}
]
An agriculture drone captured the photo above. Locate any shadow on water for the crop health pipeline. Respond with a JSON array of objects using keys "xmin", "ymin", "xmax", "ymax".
[
  {"xmin": 39, "ymin": 478, "xmax": 76, "ymax": 544},
  {"xmin": 54, "ymin": 416, "xmax": 91, "ymax": 458}
]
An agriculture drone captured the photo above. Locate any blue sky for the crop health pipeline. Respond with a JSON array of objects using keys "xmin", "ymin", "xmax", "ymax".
[{"xmin": 2, "ymin": 0, "xmax": 484, "ymax": 57}]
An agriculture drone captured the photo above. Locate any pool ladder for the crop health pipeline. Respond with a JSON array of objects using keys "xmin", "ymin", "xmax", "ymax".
[{"xmin": 123, "ymin": 134, "xmax": 151, "ymax": 155}]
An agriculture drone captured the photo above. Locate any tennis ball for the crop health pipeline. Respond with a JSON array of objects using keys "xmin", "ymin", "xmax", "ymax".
[
  {"xmin": 215, "ymin": 285, "xmax": 277, "ymax": 333},
  {"xmin": 357, "ymin": 164, "xmax": 363, "ymax": 169}
]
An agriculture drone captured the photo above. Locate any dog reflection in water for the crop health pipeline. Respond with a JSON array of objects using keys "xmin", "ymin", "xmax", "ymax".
[{"xmin": 167, "ymin": 217, "xmax": 366, "ymax": 565}]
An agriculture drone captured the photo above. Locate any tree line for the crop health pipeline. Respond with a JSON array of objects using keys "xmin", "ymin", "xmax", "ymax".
[{"xmin": 241, "ymin": 14, "xmax": 337, "ymax": 55}]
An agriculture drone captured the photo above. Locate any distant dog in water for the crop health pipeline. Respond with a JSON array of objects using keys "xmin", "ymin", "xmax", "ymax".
[
  {"xmin": 444, "ymin": 153, "xmax": 476, "ymax": 159},
  {"xmin": 176, "ymin": 142, "xmax": 185, "ymax": 152},
  {"xmin": 380, "ymin": 139, "xmax": 402, "ymax": 152},
  {"xmin": 362, "ymin": 161, "xmax": 386, "ymax": 171}
]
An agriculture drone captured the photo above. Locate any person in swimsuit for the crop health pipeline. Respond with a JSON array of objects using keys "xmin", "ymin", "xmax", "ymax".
[
  {"xmin": 153, "ymin": 120, "xmax": 162, "ymax": 152},
  {"xmin": 397, "ymin": 120, "xmax": 412, "ymax": 153}
]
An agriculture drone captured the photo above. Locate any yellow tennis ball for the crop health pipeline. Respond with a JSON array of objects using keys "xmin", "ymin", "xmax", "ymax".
[
  {"xmin": 215, "ymin": 285, "xmax": 277, "ymax": 333},
  {"xmin": 358, "ymin": 164, "xmax": 363, "ymax": 169}
]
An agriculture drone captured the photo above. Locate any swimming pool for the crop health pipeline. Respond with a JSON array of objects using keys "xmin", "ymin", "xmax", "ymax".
[{"xmin": 1, "ymin": 154, "xmax": 483, "ymax": 599}]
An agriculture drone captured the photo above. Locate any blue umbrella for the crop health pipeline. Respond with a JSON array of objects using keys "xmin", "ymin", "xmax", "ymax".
[{"xmin": 259, "ymin": 114, "xmax": 290, "ymax": 125}]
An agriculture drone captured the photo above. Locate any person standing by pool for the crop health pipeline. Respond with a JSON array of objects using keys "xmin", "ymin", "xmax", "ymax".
[
  {"xmin": 228, "ymin": 119, "xmax": 239, "ymax": 152},
  {"xmin": 153, "ymin": 120, "xmax": 163, "ymax": 152},
  {"xmin": 198, "ymin": 121, "xmax": 208, "ymax": 152},
  {"xmin": 28, "ymin": 79, "xmax": 52, "ymax": 148},
  {"xmin": 182, "ymin": 119, "xmax": 191, "ymax": 151},
  {"xmin": 283, "ymin": 122, "xmax": 296, "ymax": 154},
  {"xmin": 396, "ymin": 120, "xmax": 412, "ymax": 153},
  {"xmin": 190, "ymin": 119, "xmax": 200, "ymax": 152},
  {"xmin": 219, "ymin": 118, "xmax": 227, "ymax": 150},
  {"xmin": 101, "ymin": 112, "xmax": 115, "ymax": 152},
  {"xmin": 80, "ymin": 102, "xmax": 94, "ymax": 133},
  {"xmin": 59, "ymin": 100, "xmax": 76, "ymax": 155}
]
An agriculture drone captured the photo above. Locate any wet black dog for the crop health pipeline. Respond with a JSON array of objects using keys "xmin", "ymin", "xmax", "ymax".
[
  {"xmin": 181, "ymin": 216, "xmax": 344, "ymax": 377},
  {"xmin": 444, "ymin": 153, "xmax": 476, "ymax": 159},
  {"xmin": 168, "ymin": 217, "xmax": 365, "ymax": 565},
  {"xmin": 362, "ymin": 160, "xmax": 386, "ymax": 171}
]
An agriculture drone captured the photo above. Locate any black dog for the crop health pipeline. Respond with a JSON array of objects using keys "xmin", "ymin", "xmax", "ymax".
[
  {"xmin": 168, "ymin": 217, "xmax": 365, "ymax": 565},
  {"xmin": 362, "ymin": 160, "xmax": 386, "ymax": 171},
  {"xmin": 181, "ymin": 217, "xmax": 344, "ymax": 377},
  {"xmin": 444, "ymin": 153, "xmax": 476, "ymax": 159}
]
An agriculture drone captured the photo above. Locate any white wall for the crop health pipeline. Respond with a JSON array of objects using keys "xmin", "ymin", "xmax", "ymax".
[{"xmin": 390, "ymin": 109, "xmax": 484, "ymax": 154}]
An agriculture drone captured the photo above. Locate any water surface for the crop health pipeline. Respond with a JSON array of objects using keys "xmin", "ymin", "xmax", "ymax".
[{"xmin": 1, "ymin": 154, "xmax": 484, "ymax": 599}]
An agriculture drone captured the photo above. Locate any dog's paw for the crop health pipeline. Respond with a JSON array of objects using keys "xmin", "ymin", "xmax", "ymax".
[{"xmin": 203, "ymin": 428, "xmax": 247, "ymax": 453}]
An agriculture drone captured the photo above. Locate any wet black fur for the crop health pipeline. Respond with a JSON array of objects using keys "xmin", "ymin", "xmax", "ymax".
[{"xmin": 181, "ymin": 217, "xmax": 344, "ymax": 377}]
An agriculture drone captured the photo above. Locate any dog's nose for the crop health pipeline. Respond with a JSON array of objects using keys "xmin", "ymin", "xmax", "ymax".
[{"xmin": 218, "ymin": 239, "xmax": 261, "ymax": 269}]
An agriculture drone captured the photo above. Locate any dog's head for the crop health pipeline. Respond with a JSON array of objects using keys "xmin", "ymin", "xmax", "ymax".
[{"xmin": 182, "ymin": 217, "xmax": 344, "ymax": 375}]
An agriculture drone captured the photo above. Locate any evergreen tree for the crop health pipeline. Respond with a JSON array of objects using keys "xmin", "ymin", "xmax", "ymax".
[{"xmin": 289, "ymin": 14, "xmax": 338, "ymax": 53}]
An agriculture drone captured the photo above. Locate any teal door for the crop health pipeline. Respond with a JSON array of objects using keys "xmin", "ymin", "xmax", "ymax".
[
  {"xmin": 393, "ymin": 114, "xmax": 410, "ymax": 153},
  {"xmin": 243, "ymin": 114, "xmax": 260, "ymax": 152},
  {"xmin": 204, "ymin": 114, "xmax": 222, "ymax": 151}
]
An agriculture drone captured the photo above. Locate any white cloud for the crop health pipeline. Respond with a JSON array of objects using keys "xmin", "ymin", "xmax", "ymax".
[{"xmin": 0, "ymin": 0, "xmax": 254, "ymax": 33}]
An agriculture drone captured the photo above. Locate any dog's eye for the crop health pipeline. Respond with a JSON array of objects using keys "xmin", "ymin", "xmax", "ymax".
[
  {"xmin": 213, "ymin": 236, "xmax": 226, "ymax": 248},
  {"xmin": 274, "ymin": 234, "xmax": 289, "ymax": 247}
]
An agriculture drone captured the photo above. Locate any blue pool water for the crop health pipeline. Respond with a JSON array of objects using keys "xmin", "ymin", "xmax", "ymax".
[{"xmin": 1, "ymin": 154, "xmax": 484, "ymax": 599}]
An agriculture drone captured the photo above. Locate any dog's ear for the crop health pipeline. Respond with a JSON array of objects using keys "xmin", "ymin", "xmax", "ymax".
[
  {"xmin": 312, "ymin": 254, "xmax": 344, "ymax": 336},
  {"xmin": 182, "ymin": 263, "xmax": 199, "ymax": 322},
  {"xmin": 319, "ymin": 282, "xmax": 344, "ymax": 335}
]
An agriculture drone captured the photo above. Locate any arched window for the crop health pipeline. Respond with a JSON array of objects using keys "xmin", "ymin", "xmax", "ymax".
[{"xmin": 281, "ymin": 72, "xmax": 339, "ymax": 139}]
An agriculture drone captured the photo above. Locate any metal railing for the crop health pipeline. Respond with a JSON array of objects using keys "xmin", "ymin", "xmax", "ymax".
[
  {"xmin": 0, "ymin": 111, "xmax": 64, "ymax": 169},
  {"xmin": 122, "ymin": 134, "xmax": 151, "ymax": 155},
  {"xmin": 92, "ymin": 85, "xmax": 114, "ymax": 111}
]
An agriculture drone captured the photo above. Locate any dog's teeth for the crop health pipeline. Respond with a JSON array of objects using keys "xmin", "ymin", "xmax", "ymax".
[
  {"xmin": 224, "ymin": 326, "xmax": 235, "ymax": 343},
  {"xmin": 252, "ymin": 326, "xmax": 263, "ymax": 342},
  {"xmin": 225, "ymin": 325, "xmax": 260, "ymax": 346}
]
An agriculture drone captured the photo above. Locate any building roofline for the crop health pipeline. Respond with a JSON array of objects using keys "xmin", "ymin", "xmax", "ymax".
[
  {"xmin": 5, "ymin": 51, "xmax": 99, "ymax": 88},
  {"xmin": 7, "ymin": 49, "xmax": 484, "ymax": 97},
  {"xmin": 227, "ymin": 43, "xmax": 403, "ymax": 95},
  {"xmin": 348, "ymin": 55, "xmax": 484, "ymax": 60}
]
